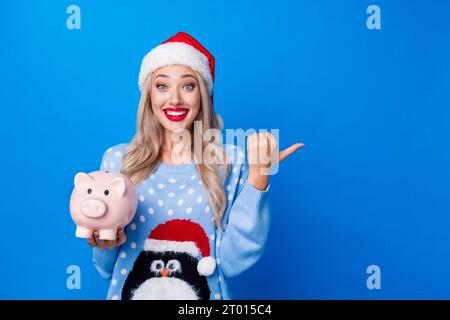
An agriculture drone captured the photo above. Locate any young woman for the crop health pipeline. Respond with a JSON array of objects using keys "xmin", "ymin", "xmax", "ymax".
[{"xmin": 88, "ymin": 32, "xmax": 303, "ymax": 300}]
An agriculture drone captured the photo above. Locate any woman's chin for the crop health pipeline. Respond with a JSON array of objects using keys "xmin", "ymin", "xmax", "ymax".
[{"xmin": 165, "ymin": 122, "xmax": 190, "ymax": 134}]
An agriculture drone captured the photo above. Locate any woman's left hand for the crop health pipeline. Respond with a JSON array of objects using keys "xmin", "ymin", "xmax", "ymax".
[{"xmin": 247, "ymin": 132, "xmax": 304, "ymax": 191}]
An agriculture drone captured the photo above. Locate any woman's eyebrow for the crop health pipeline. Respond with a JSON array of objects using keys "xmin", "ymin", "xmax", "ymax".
[{"xmin": 154, "ymin": 74, "xmax": 195, "ymax": 79}]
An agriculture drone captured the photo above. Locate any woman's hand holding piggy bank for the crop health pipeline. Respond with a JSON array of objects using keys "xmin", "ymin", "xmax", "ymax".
[
  {"xmin": 70, "ymin": 171, "xmax": 138, "ymax": 247},
  {"xmin": 88, "ymin": 228, "xmax": 127, "ymax": 250}
]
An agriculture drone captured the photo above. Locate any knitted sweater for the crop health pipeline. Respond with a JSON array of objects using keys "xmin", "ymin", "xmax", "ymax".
[{"xmin": 92, "ymin": 143, "xmax": 271, "ymax": 300}]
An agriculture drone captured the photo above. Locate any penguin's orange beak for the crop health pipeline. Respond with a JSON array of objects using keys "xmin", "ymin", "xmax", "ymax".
[{"xmin": 160, "ymin": 269, "xmax": 169, "ymax": 277}]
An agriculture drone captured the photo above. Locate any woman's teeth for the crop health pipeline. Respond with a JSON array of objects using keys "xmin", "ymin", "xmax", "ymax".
[{"xmin": 165, "ymin": 110, "xmax": 187, "ymax": 116}]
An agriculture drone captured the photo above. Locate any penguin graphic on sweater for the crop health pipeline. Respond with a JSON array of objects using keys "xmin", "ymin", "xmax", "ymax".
[{"xmin": 121, "ymin": 219, "xmax": 216, "ymax": 300}]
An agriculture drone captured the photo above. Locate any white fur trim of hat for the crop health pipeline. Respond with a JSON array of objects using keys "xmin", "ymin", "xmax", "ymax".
[{"xmin": 144, "ymin": 239, "xmax": 216, "ymax": 276}]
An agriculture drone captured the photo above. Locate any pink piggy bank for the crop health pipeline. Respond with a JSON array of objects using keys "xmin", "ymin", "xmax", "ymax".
[{"xmin": 70, "ymin": 171, "xmax": 138, "ymax": 240}]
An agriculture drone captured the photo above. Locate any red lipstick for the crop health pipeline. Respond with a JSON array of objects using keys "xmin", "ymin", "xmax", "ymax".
[{"xmin": 163, "ymin": 107, "xmax": 189, "ymax": 122}]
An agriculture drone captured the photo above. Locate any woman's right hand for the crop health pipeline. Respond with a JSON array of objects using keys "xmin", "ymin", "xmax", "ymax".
[{"xmin": 87, "ymin": 228, "xmax": 127, "ymax": 250}]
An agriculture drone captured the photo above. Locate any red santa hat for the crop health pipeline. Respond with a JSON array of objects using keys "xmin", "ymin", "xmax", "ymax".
[
  {"xmin": 144, "ymin": 219, "xmax": 216, "ymax": 277},
  {"xmin": 138, "ymin": 32, "xmax": 215, "ymax": 96}
]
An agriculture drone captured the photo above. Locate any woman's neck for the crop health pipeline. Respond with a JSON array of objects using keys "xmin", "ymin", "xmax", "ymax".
[{"xmin": 161, "ymin": 129, "xmax": 193, "ymax": 165}]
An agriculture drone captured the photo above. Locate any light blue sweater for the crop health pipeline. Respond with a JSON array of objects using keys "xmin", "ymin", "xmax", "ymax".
[{"xmin": 92, "ymin": 143, "xmax": 271, "ymax": 300}]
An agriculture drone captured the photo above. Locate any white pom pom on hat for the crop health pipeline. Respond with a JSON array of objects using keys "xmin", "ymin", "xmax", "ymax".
[{"xmin": 197, "ymin": 256, "xmax": 217, "ymax": 277}]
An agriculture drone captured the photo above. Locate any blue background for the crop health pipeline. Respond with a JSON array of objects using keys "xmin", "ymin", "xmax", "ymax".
[{"xmin": 1, "ymin": 0, "xmax": 449, "ymax": 299}]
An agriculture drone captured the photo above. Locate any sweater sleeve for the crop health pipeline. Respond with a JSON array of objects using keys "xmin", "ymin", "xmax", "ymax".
[
  {"xmin": 91, "ymin": 144, "xmax": 127, "ymax": 280},
  {"xmin": 217, "ymin": 145, "xmax": 271, "ymax": 278}
]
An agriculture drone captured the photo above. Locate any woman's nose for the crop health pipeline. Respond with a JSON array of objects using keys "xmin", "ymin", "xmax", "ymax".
[{"xmin": 169, "ymin": 89, "xmax": 183, "ymax": 105}]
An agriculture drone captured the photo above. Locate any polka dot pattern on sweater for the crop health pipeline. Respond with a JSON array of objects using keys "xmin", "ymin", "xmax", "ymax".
[{"xmin": 97, "ymin": 143, "xmax": 260, "ymax": 301}]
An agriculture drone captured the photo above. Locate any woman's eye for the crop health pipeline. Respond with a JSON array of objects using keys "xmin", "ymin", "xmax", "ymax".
[
  {"xmin": 156, "ymin": 84, "xmax": 166, "ymax": 90},
  {"xmin": 184, "ymin": 83, "xmax": 195, "ymax": 90}
]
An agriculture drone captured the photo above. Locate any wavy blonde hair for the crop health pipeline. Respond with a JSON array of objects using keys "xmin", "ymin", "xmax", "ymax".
[{"xmin": 120, "ymin": 70, "xmax": 231, "ymax": 230}]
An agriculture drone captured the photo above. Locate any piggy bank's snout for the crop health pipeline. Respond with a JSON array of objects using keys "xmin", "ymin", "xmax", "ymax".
[{"xmin": 81, "ymin": 199, "xmax": 106, "ymax": 218}]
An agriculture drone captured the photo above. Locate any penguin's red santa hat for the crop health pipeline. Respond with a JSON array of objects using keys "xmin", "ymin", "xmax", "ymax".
[{"xmin": 144, "ymin": 219, "xmax": 216, "ymax": 277}]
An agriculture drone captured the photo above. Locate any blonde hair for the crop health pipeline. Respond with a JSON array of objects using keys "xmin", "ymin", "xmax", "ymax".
[{"xmin": 120, "ymin": 70, "xmax": 231, "ymax": 230}]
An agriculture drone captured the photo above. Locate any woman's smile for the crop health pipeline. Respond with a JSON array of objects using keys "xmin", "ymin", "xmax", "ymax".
[{"xmin": 162, "ymin": 107, "xmax": 190, "ymax": 122}]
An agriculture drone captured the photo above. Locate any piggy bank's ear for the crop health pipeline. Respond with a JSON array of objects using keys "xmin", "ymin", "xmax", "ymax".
[
  {"xmin": 108, "ymin": 177, "xmax": 126, "ymax": 197},
  {"xmin": 74, "ymin": 172, "xmax": 93, "ymax": 191}
]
